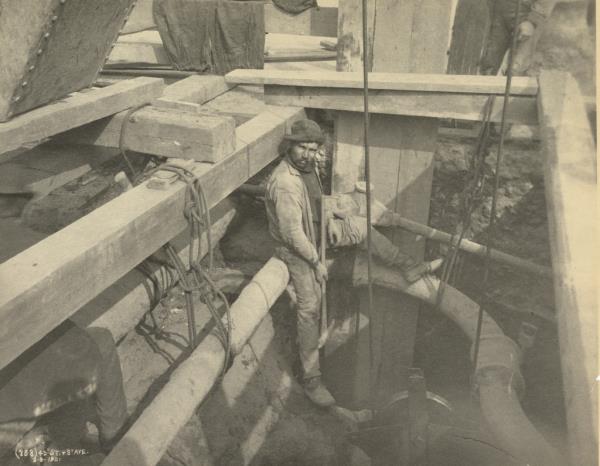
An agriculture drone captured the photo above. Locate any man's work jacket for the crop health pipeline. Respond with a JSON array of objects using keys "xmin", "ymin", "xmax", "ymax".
[
  {"xmin": 265, "ymin": 157, "xmax": 319, "ymax": 265},
  {"xmin": 489, "ymin": 0, "xmax": 556, "ymax": 26}
]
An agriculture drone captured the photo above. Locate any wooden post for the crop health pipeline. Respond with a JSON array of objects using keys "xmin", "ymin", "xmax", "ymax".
[
  {"xmin": 328, "ymin": 0, "xmax": 456, "ymax": 406},
  {"xmin": 537, "ymin": 70, "xmax": 598, "ymax": 466}
]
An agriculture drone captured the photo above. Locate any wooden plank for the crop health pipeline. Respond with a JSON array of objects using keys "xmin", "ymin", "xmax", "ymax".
[
  {"xmin": 264, "ymin": 5, "xmax": 337, "ymax": 36},
  {"xmin": 55, "ymin": 106, "xmax": 236, "ymax": 162},
  {"xmin": 107, "ymin": 41, "xmax": 171, "ymax": 66},
  {"xmin": 226, "ymin": 69, "xmax": 538, "ymax": 95},
  {"xmin": 0, "ymin": 78, "xmax": 165, "ymax": 155},
  {"xmin": 329, "ymin": 0, "xmax": 456, "ymax": 407},
  {"xmin": 154, "ymin": 75, "xmax": 235, "ymax": 110},
  {"xmin": 263, "ymin": 86, "xmax": 537, "ymax": 124},
  {"xmin": 0, "ymin": 105, "xmax": 305, "ymax": 370},
  {"xmin": 537, "ymin": 70, "xmax": 598, "ymax": 466}
]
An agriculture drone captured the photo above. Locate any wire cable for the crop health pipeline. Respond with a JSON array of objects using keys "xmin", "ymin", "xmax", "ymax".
[
  {"xmin": 472, "ymin": 0, "xmax": 523, "ymax": 378},
  {"xmin": 360, "ymin": 0, "xmax": 376, "ymax": 385}
]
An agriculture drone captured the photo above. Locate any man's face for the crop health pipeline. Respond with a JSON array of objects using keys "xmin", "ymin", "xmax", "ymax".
[{"xmin": 288, "ymin": 142, "xmax": 319, "ymax": 171}]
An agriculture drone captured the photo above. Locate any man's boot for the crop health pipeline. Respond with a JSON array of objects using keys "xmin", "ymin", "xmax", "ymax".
[{"xmin": 304, "ymin": 377, "xmax": 335, "ymax": 408}]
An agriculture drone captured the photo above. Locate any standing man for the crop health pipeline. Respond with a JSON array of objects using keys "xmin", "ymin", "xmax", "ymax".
[
  {"xmin": 265, "ymin": 119, "xmax": 334, "ymax": 407},
  {"xmin": 481, "ymin": 0, "xmax": 556, "ymax": 75}
]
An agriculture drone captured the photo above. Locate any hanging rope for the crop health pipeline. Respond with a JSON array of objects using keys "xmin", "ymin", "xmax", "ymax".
[{"xmin": 472, "ymin": 0, "xmax": 523, "ymax": 379}]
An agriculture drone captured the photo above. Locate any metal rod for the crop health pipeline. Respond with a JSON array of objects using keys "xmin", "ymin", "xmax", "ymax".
[
  {"xmin": 361, "ymin": 0, "xmax": 375, "ymax": 380},
  {"xmin": 472, "ymin": 0, "xmax": 523, "ymax": 376}
]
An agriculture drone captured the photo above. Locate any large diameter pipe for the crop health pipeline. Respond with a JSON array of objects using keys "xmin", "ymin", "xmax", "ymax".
[
  {"xmin": 102, "ymin": 257, "xmax": 290, "ymax": 466},
  {"xmin": 352, "ymin": 254, "xmax": 565, "ymax": 466}
]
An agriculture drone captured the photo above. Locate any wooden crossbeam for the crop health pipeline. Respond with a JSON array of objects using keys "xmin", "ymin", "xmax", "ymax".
[
  {"xmin": 54, "ymin": 107, "xmax": 236, "ymax": 162},
  {"xmin": 225, "ymin": 70, "xmax": 539, "ymax": 95},
  {"xmin": 537, "ymin": 70, "xmax": 598, "ymax": 466},
  {"xmin": 0, "ymin": 105, "xmax": 305, "ymax": 370},
  {"xmin": 0, "ymin": 78, "xmax": 165, "ymax": 155},
  {"xmin": 262, "ymin": 86, "xmax": 537, "ymax": 124},
  {"xmin": 154, "ymin": 75, "xmax": 235, "ymax": 112}
]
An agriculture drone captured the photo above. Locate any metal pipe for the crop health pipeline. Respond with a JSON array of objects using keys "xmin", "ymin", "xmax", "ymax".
[
  {"xmin": 351, "ymin": 256, "xmax": 566, "ymax": 466},
  {"xmin": 102, "ymin": 257, "xmax": 290, "ymax": 466},
  {"xmin": 237, "ymin": 183, "xmax": 551, "ymax": 277}
]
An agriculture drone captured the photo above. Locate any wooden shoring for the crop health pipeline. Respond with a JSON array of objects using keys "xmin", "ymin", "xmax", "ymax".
[
  {"xmin": 537, "ymin": 70, "xmax": 598, "ymax": 466},
  {"xmin": 225, "ymin": 70, "xmax": 538, "ymax": 124},
  {"xmin": 0, "ymin": 105, "xmax": 305, "ymax": 370},
  {"xmin": 0, "ymin": 77, "xmax": 165, "ymax": 156}
]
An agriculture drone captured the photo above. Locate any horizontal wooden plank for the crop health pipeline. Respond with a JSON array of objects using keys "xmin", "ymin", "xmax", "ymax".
[
  {"xmin": 0, "ymin": 105, "xmax": 305, "ymax": 370},
  {"xmin": 0, "ymin": 78, "xmax": 165, "ymax": 155},
  {"xmin": 155, "ymin": 75, "xmax": 235, "ymax": 108},
  {"xmin": 264, "ymin": 85, "xmax": 538, "ymax": 124},
  {"xmin": 537, "ymin": 70, "xmax": 598, "ymax": 466},
  {"xmin": 225, "ymin": 69, "xmax": 539, "ymax": 95},
  {"xmin": 55, "ymin": 107, "xmax": 236, "ymax": 162},
  {"xmin": 264, "ymin": 5, "xmax": 337, "ymax": 36}
]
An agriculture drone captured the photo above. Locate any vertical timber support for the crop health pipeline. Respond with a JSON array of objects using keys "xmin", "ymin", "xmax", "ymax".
[
  {"xmin": 327, "ymin": 0, "xmax": 456, "ymax": 407},
  {"xmin": 537, "ymin": 70, "xmax": 598, "ymax": 466}
]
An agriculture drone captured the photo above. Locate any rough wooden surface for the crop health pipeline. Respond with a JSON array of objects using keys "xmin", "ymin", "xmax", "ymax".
[
  {"xmin": 330, "ymin": 0, "xmax": 455, "ymax": 407},
  {"xmin": 537, "ymin": 70, "xmax": 598, "ymax": 466},
  {"xmin": 0, "ymin": 105, "xmax": 305, "ymax": 370},
  {"xmin": 226, "ymin": 69, "xmax": 538, "ymax": 95},
  {"xmin": 56, "ymin": 106, "xmax": 236, "ymax": 162},
  {"xmin": 0, "ymin": 0, "xmax": 135, "ymax": 122},
  {"xmin": 155, "ymin": 75, "xmax": 235, "ymax": 109},
  {"xmin": 0, "ymin": 78, "xmax": 165, "ymax": 155},
  {"xmin": 263, "ymin": 86, "xmax": 537, "ymax": 124}
]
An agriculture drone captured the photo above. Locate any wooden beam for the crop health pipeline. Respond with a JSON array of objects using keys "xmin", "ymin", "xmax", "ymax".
[
  {"xmin": 154, "ymin": 75, "xmax": 235, "ymax": 111},
  {"xmin": 328, "ymin": 0, "xmax": 456, "ymax": 408},
  {"xmin": 0, "ymin": 105, "xmax": 305, "ymax": 370},
  {"xmin": 55, "ymin": 107, "xmax": 236, "ymax": 162},
  {"xmin": 225, "ymin": 69, "xmax": 538, "ymax": 95},
  {"xmin": 0, "ymin": 78, "xmax": 165, "ymax": 155},
  {"xmin": 264, "ymin": 5, "xmax": 337, "ymax": 36},
  {"xmin": 537, "ymin": 70, "xmax": 598, "ymax": 466},
  {"xmin": 262, "ymin": 86, "xmax": 537, "ymax": 124}
]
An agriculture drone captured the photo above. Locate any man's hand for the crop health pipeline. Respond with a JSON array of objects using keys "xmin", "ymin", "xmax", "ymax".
[
  {"xmin": 314, "ymin": 261, "xmax": 328, "ymax": 284},
  {"xmin": 517, "ymin": 20, "xmax": 535, "ymax": 41}
]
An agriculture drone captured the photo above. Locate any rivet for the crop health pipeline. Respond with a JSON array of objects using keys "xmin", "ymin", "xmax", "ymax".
[
  {"xmin": 22, "ymin": 81, "xmax": 28, "ymax": 87},
  {"xmin": 51, "ymin": 15, "xmax": 58, "ymax": 21},
  {"xmin": 13, "ymin": 96, "xmax": 21, "ymax": 102},
  {"xmin": 29, "ymin": 65, "xmax": 36, "ymax": 71},
  {"xmin": 37, "ymin": 49, "xmax": 43, "ymax": 55},
  {"xmin": 60, "ymin": 0, "xmax": 66, "ymax": 4},
  {"xmin": 123, "ymin": 15, "xmax": 129, "ymax": 21},
  {"xmin": 44, "ymin": 32, "xmax": 50, "ymax": 39}
]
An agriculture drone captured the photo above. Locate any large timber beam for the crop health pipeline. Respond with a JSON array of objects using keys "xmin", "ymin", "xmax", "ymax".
[
  {"xmin": 537, "ymin": 70, "xmax": 598, "ymax": 466},
  {"xmin": 225, "ymin": 70, "xmax": 538, "ymax": 124},
  {"xmin": 0, "ymin": 78, "xmax": 165, "ymax": 155},
  {"xmin": 55, "ymin": 106, "xmax": 236, "ymax": 162},
  {"xmin": 330, "ymin": 0, "xmax": 455, "ymax": 407},
  {"xmin": 0, "ymin": 105, "xmax": 305, "ymax": 370},
  {"xmin": 225, "ymin": 70, "xmax": 539, "ymax": 95},
  {"xmin": 264, "ymin": 5, "xmax": 337, "ymax": 36}
]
